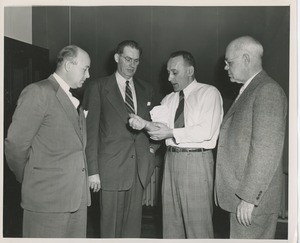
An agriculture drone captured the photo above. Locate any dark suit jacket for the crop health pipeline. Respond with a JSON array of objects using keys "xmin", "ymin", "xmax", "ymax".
[
  {"xmin": 83, "ymin": 73, "xmax": 155, "ymax": 190},
  {"xmin": 5, "ymin": 75, "xmax": 91, "ymax": 213},
  {"xmin": 215, "ymin": 70, "xmax": 287, "ymax": 215}
]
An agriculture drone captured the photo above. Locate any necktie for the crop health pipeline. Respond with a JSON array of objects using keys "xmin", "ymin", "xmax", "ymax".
[
  {"xmin": 69, "ymin": 88, "xmax": 81, "ymax": 114},
  {"xmin": 174, "ymin": 90, "xmax": 184, "ymax": 128},
  {"xmin": 125, "ymin": 81, "xmax": 135, "ymax": 114}
]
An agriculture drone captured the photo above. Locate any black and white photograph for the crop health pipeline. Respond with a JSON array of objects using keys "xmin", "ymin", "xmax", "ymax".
[{"xmin": 1, "ymin": 0, "xmax": 298, "ymax": 242}]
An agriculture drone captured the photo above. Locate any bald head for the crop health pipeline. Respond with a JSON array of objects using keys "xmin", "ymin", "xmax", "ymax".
[
  {"xmin": 227, "ymin": 36, "xmax": 263, "ymax": 70},
  {"xmin": 55, "ymin": 45, "xmax": 91, "ymax": 88},
  {"xmin": 224, "ymin": 36, "xmax": 264, "ymax": 83}
]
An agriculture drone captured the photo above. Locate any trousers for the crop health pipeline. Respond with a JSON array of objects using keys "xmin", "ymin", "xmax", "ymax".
[{"xmin": 162, "ymin": 150, "xmax": 214, "ymax": 238}]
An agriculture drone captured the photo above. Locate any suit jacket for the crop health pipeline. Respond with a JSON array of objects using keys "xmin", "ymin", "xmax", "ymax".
[
  {"xmin": 5, "ymin": 75, "xmax": 91, "ymax": 213},
  {"xmin": 83, "ymin": 73, "xmax": 155, "ymax": 191},
  {"xmin": 215, "ymin": 70, "xmax": 287, "ymax": 215}
]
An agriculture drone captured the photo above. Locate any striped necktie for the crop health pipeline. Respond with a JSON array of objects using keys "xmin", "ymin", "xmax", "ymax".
[
  {"xmin": 174, "ymin": 90, "xmax": 184, "ymax": 128},
  {"xmin": 125, "ymin": 80, "xmax": 135, "ymax": 114}
]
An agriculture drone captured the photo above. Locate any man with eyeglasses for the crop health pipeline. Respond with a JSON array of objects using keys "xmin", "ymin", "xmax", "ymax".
[
  {"xmin": 82, "ymin": 40, "xmax": 156, "ymax": 238},
  {"xmin": 215, "ymin": 36, "xmax": 287, "ymax": 239}
]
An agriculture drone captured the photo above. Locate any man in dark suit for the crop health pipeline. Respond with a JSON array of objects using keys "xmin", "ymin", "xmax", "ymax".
[
  {"xmin": 83, "ymin": 40, "xmax": 156, "ymax": 238},
  {"xmin": 5, "ymin": 45, "xmax": 92, "ymax": 237},
  {"xmin": 215, "ymin": 36, "xmax": 288, "ymax": 238}
]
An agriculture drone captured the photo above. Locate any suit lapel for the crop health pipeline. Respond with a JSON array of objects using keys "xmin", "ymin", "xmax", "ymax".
[
  {"xmin": 48, "ymin": 76, "xmax": 83, "ymax": 144},
  {"xmin": 105, "ymin": 74, "xmax": 129, "ymax": 123}
]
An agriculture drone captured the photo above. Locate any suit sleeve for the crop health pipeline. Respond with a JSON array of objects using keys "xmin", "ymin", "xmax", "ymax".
[
  {"xmin": 5, "ymin": 84, "xmax": 46, "ymax": 183},
  {"xmin": 236, "ymin": 83, "xmax": 287, "ymax": 205},
  {"xmin": 84, "ymin": 80, "xmax": 101, "ymax": 176}
]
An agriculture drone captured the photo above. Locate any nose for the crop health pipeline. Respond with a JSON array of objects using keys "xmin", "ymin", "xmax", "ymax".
[
  {"xmin": 168, "ymin": 73, "xmax": 174, "ymax": 82},
  {"xmin": 86, "ymin": 70, "xmax": 90, "ymax": 79},
  {"xmin": 224, "ymin": 65, "xmax": 229, "ymax": 71}
]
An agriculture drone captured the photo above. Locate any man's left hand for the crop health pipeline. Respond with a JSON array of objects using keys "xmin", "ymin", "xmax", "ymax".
[{"xmin": 236, "ymin": 199, "xmax": 255, "ymax": 226}]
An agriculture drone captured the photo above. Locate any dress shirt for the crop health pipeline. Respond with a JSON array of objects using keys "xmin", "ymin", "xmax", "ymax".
[
  {"xmin": 161, "ymin": 80, "xmax": 223, "ymax": 149},
  {"xmin": 53, "ymin": 72, "xmax": 79, "ymax": 108},
  {"xmin": 115, "ymin": 71, "xmax": 137, "ymax": 114}
]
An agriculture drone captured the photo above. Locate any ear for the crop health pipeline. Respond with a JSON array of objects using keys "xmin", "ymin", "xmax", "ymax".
[
  {"xmin": 114, "ymin": 53, "xmax": 120, "ymax": 63},
  {"xmin": 64, "ymin": 60, "xmax": 72, "ymax": 72},
  {"xmin": 187, "ymin": 66, "xmax": 194, "ymax": 77},
  {"xmin": 243, "ymin": 53, "xmax": 251, "ymax": 65}
]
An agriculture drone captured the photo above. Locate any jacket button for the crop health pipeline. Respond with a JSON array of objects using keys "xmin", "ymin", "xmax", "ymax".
[
  {"xmin": 82, "ymin": 168, "xmax": 86, "ymax": 172},
  {"xmin": 131, "ymin": 155, "xmax": 135, "ymax": 159}
]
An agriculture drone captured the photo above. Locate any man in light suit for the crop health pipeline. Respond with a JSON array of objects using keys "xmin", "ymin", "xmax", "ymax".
[
  {"xmin": 5, "ymin": 45, "xmax": 91, "ymax": 238},
  {"xmin": 83, "ymin": 40, "xmax": 156, "ymax": 238},
  {"xmin": 215, "ymin": 36, "xmax": 287, "ymax": 239}
]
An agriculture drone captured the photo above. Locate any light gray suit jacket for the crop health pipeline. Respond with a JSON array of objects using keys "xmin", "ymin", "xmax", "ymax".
[
  {"xmin": 215, "ymin": 70, "xmax": 287, "ymax": 215},
  {"xmin": 5, "ymin": 75, "xmax": 91, "ymax": 213}
]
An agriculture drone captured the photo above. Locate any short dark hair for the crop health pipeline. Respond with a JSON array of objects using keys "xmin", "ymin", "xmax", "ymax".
[
  {"xmin": 169, "ymin": 50, "xmax": 196, "ymax": 69},
  {"xmin": 115, "ymin": 40, "xmax": 142, "ymax": 56},
  {"xmin": 57, "ymin": 45, "xmax": 79, "ymax": 67}
]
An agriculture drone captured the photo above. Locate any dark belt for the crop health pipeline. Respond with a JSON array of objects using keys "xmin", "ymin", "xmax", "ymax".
[{"xmin": 167, "ymin": 146, "xmax": 210, "ymax": 153}]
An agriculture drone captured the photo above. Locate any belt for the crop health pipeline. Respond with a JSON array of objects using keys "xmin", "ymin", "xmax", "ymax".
[{"xmin": 167, "ymin": 146, "xmax": 210, "ymax": 153}]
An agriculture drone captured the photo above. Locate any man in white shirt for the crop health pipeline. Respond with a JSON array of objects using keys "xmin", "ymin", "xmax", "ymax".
[
  {"xmin": 5, "ymin": 45, "xmax": 91, "ymax": 237},
  {"xmin": 129, "ymin": 50, "xmax": 223, "ymax": 238}
]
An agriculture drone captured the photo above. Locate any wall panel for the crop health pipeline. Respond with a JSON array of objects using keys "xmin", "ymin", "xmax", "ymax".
[{"xmin": 33, "ymin": 6, "xmax": 70, "ymax": 72}]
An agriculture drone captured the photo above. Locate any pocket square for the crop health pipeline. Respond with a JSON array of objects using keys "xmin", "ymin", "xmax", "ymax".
[
  {"xmin": 147, "ymin": 102, "xmax": 151, "ymax": 106},
  {"xmin": 83, "ymin": 110, "xmax": 88, "ymax": 118}
]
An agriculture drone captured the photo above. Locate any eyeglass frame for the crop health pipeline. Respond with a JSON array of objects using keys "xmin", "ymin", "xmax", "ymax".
[
  {"xmin": 120, "ymin": 55, "xmax": 140, "ymax": 65},
  {"xmin": 224, "ymin": 55, "xmax": 243, "ymax": 67}
]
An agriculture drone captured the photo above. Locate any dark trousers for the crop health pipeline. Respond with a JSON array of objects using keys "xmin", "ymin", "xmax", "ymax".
[{"xmin": 99, "ymin": 173, "xmax": 144, "ymax": 238}]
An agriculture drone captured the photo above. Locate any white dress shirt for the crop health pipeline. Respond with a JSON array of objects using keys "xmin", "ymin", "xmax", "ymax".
[
  {"xmin": 115, "ymin": 71, "xmax": 137, "ymax": 114},
  {"xmin": 53, "ymin": 72, "xmax": 79, "ymax": 108},
  {"xmin": 160, "ymin": 80, "xmax": 223, "ymax": 149}
]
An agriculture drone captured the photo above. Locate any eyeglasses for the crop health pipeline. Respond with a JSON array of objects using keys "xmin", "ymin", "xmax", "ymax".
[
  {"xmin": 121, "ymin": 55, "xmax": 140, "ymax": 65},
  {"xmin": 224, "ymin": 55, "xmax": 242, "ymax": 67}
]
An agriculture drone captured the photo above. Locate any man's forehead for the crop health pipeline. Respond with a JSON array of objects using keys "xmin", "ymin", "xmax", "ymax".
[
  {"xmin": 123, "ymin": 46, "xmax": 139, "ymax": 55},
  {"xmin": 167, "ymin": 58, "xmax": 182, "ymax": 70}
]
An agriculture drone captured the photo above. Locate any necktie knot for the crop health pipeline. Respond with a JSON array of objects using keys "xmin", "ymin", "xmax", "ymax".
[{"xmin": 179, "ymin": 90, "xmax": 184, "ymax": 100}]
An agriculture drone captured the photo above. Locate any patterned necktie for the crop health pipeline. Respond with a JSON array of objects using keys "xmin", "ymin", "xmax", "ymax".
[
  {"xmin": 125, "ymin": 80, "xmax": 135, "ymax": 114},
  {"xmin": 174, "ymin": 90, "xmax": 185, "ymax": 128}
]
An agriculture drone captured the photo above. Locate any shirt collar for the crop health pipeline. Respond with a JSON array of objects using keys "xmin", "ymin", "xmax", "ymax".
[
  {"xmin": 115, "ymin": 71, "xmax": 133, "ymax": 84},
  {"xmin": 181, "ymin": 79, "xmax": 197, "ymax": 97},
  {"xmin": 240, "ymin": 71, "xmax": 260, "ymax": 94},
  {"xmin": 53, "ymin": 72, "xmax": 71, "ymax": 94}
]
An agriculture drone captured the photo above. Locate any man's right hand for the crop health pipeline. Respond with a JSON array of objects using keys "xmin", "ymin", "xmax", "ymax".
[
  {"xmin": 89, "ymin": 174, "xmax": 101, "ymax": 192},
  {"xmin": 129, "ymin": 113, "xmax": 147, "ymax": 130}
]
